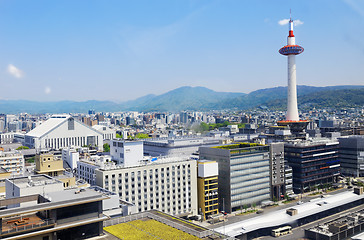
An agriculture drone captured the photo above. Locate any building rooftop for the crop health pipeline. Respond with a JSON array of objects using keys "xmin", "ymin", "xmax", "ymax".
[
  {"xmin": 9, "ymin": 175, "xmax": 62, "ymax": 188},
  {"xmin": 212, "ymin": 142, "xmax": 264, "ymax": 150},
  {"xmin": 215, "ymin": 191, "xmax": 364, "ymax": 237},
  {"xmin": 0, "ymin": 188, "xmax": 109, "ymax": 219},
  {"xmin": 285, "ymin": 138, "xmax": 339, "ymax": 147},
  {"xmin": 307, "ymin": 208, "xmax": 364, "ymax": 237},
  {"xmin": 0, "ymin": 151, "xmax": 23, "ymax": 158},
  {"xmin": 144, "ymin": 136, "xmax": 222, "ymax": 147},
  {"xmin": 26, "ymin": 115, "xmax": 71, "ymax": 138},
  {"xmin": 98, "ymin": 155, "xmax": 194, "ymax": 171}
]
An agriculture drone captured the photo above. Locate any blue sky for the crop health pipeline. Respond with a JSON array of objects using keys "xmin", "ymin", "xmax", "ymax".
[{"xmin": 0, "ymin": 0, "xmax": 363, "ymax": 102}]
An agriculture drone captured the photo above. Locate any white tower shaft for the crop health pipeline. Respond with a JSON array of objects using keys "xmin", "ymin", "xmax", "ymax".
[
  {"xmin": 287, "ymin": 55, "xmax": 299, "ymax": 121},
  {"xmin": 286, "ymin": 19, "xmax": 299, "ymax": 121}
]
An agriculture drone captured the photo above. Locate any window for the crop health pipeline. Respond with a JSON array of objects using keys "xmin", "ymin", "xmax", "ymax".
[{"xmin": 68, "ymin": 118, "xmax": 75, "ymax": 130}]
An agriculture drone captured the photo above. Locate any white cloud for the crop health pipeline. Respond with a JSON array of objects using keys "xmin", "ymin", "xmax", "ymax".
[
  {"xmin": 278, "ymin": 19, "xmax": 290, "ymax": 26},
  {"xmin": 294, "ymin": 20, "xmax": 304, "ymax": 26},
  {"xmin": 7, "ymin": 64, "xmax": 24, "ymax": 78},
  {"xmin": 278, "ymin": 19, "xmax": 304, "ymax": 26},
  {"xmin": 45, "ymin": 87, "xmax": 51, "ymax": 95}
]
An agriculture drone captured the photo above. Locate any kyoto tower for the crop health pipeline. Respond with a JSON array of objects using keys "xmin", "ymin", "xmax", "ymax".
[{"xmin": 277, "ymin": 14, "xmax": 308, "ymax": 133}]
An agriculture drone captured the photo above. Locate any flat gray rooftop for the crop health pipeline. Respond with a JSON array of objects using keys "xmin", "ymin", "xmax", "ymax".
[
  {"xmin": 0, "ymin": 188, "xmax": 108, "ymax": 218},
  {"xmin": 9, "ymin": 175, "xmax": 61, "ymax": 188}
]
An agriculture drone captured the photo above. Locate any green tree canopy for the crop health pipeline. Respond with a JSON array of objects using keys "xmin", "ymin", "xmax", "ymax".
[
  {"xmin": 103, "ymin": 143, "xmax": 110, "ymax": 152},
  {"xmin": 16, "ymin": 146, "xmax": 29, "ymax": 150},
  {"xmin": 135, "ymin": 133, "xmax": 150, "ymax": 139}
]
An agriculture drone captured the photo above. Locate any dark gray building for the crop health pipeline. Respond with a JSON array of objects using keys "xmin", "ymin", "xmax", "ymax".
[
  {"xmin": 285, "ymin": 139, "xmax": 340, "ymax": 193},
  {"xmin": 339, "ymin": 136, "xmax": 364, "ymax": 177},
  {"xmin": 269, "ymin": 143, "xmax": 285, "ymax": 201}
]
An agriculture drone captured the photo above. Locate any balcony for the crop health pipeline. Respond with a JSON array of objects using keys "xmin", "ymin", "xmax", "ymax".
[{"xmin": 1, "ymin": 216, "xmax": 55, "ymax": 237}]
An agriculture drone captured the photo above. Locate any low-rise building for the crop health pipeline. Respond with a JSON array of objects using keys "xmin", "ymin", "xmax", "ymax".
[
  {"xmin": 5, "ymin": 175, "xmax": 64, "ymax": 206},
  {"xmin": 77, "ymin": 155, "xmax": 113, "ymax": 185},
  {"xmin": 62, "ymin": 146, "xmax": 79, "ymax": 170},
  {"xmin": 0, "ymin": 150, "xmax": 24, "ymax": 175},
  {"xmin": 92, "ymin": 125, "xmax": 116, "ymax": 140},
  {"xmin": 0, "ymin": 186, "xmax": 108, "ymax": 239},
  {"xmin": 25, "ymin": 114, "xmax": 103, "ymax": 152},
  {"xmin": 110, "ymin": 139, "xmax": 143, "ymax": 166},
  {"xmin": 143, "ymin": 137, "xmax": 221, "ymax": 157},
  {"xmin": 35, "ymin": 154, "xmax": 76, "ymax": 188}
]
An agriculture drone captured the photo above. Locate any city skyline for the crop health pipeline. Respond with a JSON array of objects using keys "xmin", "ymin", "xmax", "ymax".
[{"xmin": 1, "ymin": 0, "xmax": 363, "ymax": 102}]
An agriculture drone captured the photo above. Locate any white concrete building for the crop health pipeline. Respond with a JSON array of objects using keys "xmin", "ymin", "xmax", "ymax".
[
  {"xmin": 0, "ymin": 150, "xmax": 25, "ymax": 175},
  {"xmin": 0, "ymin": 133, "xmax": 14, "ymax": 144},
  {"xmin": 62, "ymin": 146, "xmax": 80, "ymax": 170},
  {"xmin": 25, "ymin": 115, "xmax": 103, "ymax": 152},
  {"xmin": 92, "ymin": 125, "xmax": 116, "ymax": 140},
  {"xmin": 110, "ymin": 139, "xmax": 143, "ymax": 166},
  {"xmin": 90, "ymin": 186, "xmax": 137, "ymax": 217},
  {"xmin": 77, "ymin": 155, "xmax": 113, "ymax": 185},
  {"xmin": 5, "ymin": 175, "xmax": 64, "ymax": 207},
  {"xmin": 95, "ymin": 156, "xmax": 198, "ymax": 216}
]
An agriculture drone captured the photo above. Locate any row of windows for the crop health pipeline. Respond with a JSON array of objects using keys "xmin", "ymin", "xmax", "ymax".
[
  {"xmin": 231, "ymin": 171, "xmax": 269, "ymax": 184},
  {"xmin": 104, "ymin": 165, "xmax": 191, "ymax": 181},
  {"xmin": 231, "ymin": 166, "xmax": 270, "ymax": 177},
  {"xmin": 231, "ymin": 182, "xmax": 270, "ymax": 196},
  {"xmin": 230, "ymin": 154, "xmax": 268, "ymax": 166},
  {"xmin": 106, "ymin": 181, "xmax": 191, "ymax": 192},
  {"xmin": 231, "ymin": 192, "xmax": 269, "ymax": 206},
  {"xmin": 44, "ymin": 136, "xmax": 99, "ymax": 149}
]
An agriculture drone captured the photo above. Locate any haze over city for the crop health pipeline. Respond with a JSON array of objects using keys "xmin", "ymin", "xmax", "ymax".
[{"xmin": 1, "ymin": 0, "xmax": 363, "ymax": 102}]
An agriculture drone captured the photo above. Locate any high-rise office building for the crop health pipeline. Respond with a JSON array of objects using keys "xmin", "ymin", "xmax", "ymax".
[
  {"xmin": 199, "ymin": 143, "xmax": 270, "ymax": 213},
  {"xmin": 339, "ymin": 136, "xmax": 364, "ymax": 177},
  {"xmin": 284, "ymin": 139, "xmax": 340, "ymax": 193}
]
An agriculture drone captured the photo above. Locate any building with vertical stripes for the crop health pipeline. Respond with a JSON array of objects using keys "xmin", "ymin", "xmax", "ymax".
[
  {"xmin": 199, "ymin": 143, "xmax": 271, "ymax": 213},
  {"xmin": 24, "ymin": 115, "xmax": 103, "ymax": 152}
]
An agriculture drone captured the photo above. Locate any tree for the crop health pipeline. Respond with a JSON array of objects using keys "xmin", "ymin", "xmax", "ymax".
[
  {"xmin": 116, "ymin": 133, "xmax": 123, "ymax": 138},
  {"xmin": 103, "ymin": 143, "xmax": 110, "ymax": 152},
  {"xmin": 200, "ymin": 122, "xmax": 209, "ymax": 132},
  {"xmin": 243, "ymin": 204, "xmax": 248, "ymax": 213},
  {"xmin": 252, "ymin": 203, "xmax": 256, "ymax": 210},
  {"xmin": 16, "ymin": 146, "xmax": 29, "ymax": 150},
  {"xmin": 284, "ymin": 193, "xmax": 289, "ymax": 201}
]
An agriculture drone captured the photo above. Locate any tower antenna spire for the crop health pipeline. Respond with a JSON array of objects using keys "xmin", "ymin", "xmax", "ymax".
[{"xmin": 290, "ymin": 9, "xmax": 292, "ymax": 21}]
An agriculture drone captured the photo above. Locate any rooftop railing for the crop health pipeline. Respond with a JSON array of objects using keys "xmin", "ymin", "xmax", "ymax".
[{"xmin": 1, "ymin": 218, "xmax": 55, "ymax": 236}]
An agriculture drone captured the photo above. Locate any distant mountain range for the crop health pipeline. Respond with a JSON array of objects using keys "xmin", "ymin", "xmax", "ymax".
[{"xmin": 1, "ymin": 85, "xmax": 364, "ymax": 114}]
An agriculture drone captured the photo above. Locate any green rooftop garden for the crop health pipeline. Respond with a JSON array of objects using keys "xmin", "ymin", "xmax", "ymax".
[{"xmin": 213, "ymin": 142, "xmax": 264, "ymax": 150}]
